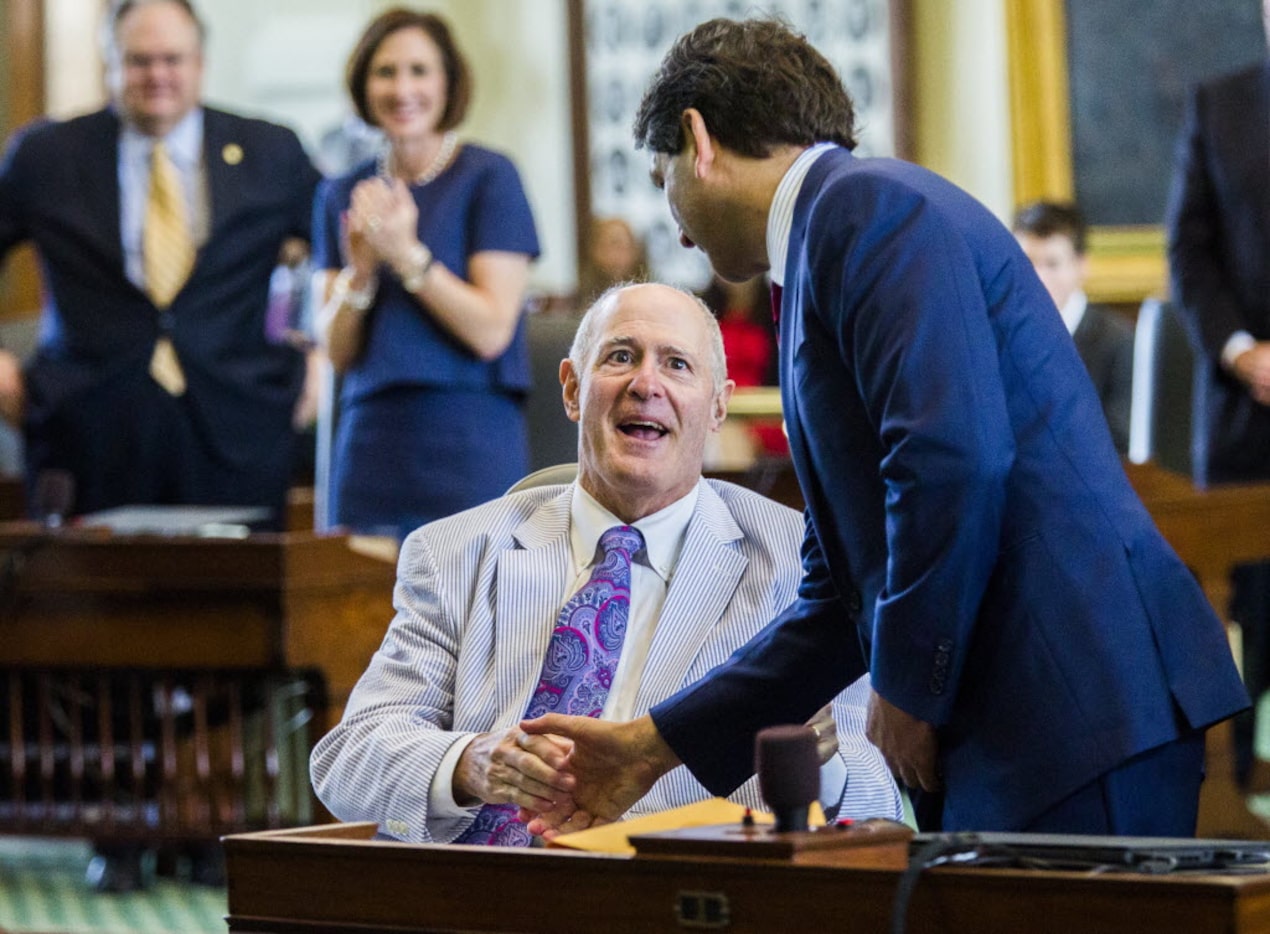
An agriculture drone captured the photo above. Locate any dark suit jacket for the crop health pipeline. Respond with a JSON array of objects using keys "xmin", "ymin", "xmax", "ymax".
[
  {"xmin": 0, "ymin": 107, "xmax": 320, "ymax": 502},
  {"xmin": 1166, "ymin": 62, "xmax": 1270, "ymax": 486},
  {"xmin": 1073, "ymin": 303, "xmax": 1134, "ymax": 454},
  {"xmin": 651, "ymin": 148, "xmax": 1247, "ymax": 831}
]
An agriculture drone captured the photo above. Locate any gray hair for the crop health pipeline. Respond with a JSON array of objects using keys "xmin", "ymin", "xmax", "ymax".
[{"xmin": 569, "ymin": 282, "xmax": 729, "ymax": 396}]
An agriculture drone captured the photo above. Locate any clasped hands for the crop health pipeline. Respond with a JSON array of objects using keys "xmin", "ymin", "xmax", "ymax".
[
  {"xmin": 344, "ymin": 176, "xmax": 422, "ymax": 276},
  {"xmin": 469, "ymin": 704, "xmax": 842, "ymax": 840}
]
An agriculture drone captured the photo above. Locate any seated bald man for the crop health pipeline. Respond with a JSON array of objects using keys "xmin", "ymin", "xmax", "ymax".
[{"xmin": 310, "ymin": 283, "xmax": 902, "ymax": 844}]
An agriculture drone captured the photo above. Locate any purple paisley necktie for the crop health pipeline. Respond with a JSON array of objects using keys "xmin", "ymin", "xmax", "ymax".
[{"xmin": 454, "ymin": 524, "xmax": 644, "ymax": 846}]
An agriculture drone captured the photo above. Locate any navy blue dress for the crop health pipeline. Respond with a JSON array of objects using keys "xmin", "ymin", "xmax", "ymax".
[{"xmin": 313, "ymin": 144, "xmax": 541, "ymax": 539}]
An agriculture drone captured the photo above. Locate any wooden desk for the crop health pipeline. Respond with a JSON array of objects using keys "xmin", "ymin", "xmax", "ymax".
[
  {"xmin": 223, "ymin": 822, "xmax": 1270, "ymax": 933},
  {"xmin": 0, "ymin": 524, "xmax": 395, "ymax": 726},
  {"xmin": 1123, "ymin": 461, "xmax": 1270, "ymax": 628},
  {"xmin": 0, "ymin": 525, "xmax": 396, "ymax": 840}
]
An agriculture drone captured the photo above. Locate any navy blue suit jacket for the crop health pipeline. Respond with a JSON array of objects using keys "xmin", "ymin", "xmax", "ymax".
[
  {"xmin": 652, "ymin": 148, "xmax": 1247, "ymax": 831},
  {"xmin": 1166, "ymin": 63, "xmax": 1270, "ymax": 486},
  {"xmin": 0, "ymin": 107, "xmax": 320, "ymax": 503}
]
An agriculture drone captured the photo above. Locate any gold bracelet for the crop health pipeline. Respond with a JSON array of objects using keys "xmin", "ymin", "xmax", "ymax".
[
  {"xmin": 335, "ymin": 266, "xmax": 377, "ymax": 312},
  {"xmin": 398, "ymin": 243, "xmax": 435, "ymax": 293}
]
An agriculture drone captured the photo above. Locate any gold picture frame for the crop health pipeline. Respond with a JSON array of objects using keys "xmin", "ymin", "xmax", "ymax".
[{"xmin": 1004, "ymin": 0, "xmax": 1167, "ymax": 305}]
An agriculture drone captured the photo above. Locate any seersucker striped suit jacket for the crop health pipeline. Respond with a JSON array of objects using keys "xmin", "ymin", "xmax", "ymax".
[{"xmin": 310, "ymin": 478, "xmax": 902, "ymax": 842}]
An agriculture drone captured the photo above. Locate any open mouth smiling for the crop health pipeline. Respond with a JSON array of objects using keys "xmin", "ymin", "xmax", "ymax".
[{"xmin": 619, "ymin": 420, "xmax": 670, "ymax": 441}]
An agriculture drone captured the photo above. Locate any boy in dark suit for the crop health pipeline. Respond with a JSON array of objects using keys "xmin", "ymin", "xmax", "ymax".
[{"xmin": 1013, "ymin": 200, "xmax": 1134, "ymax": 453}]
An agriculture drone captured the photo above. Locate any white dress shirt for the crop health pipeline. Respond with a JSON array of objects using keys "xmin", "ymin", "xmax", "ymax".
[
  {"xmin": 118, "ymin": 108, "xmax": 209, "ymax": 292},
  {"xmin": 1058, "ymin": 289, "xmax": 1089, "ymax": 336},
  {"xmin": 429, "ymin": 482, "xmax": 699, "ymax": 817},
  {"xmin": 767, "ymin": 142, "xmax": 838, "ymax": 287}
]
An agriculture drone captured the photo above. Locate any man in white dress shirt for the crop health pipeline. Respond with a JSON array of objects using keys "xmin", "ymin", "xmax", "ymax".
[{"xmin": 310, "ymin": 282, "xmax": 901, "ymax": 842}]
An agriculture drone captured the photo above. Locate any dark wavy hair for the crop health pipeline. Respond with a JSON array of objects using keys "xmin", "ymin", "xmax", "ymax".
[
  {"xmin": 633, "ymin": 17, "xmax": 856, "ymax": 158},
  {"xmin": 345, "ymin": 8, "xmax": 472, "ymax": 131}
]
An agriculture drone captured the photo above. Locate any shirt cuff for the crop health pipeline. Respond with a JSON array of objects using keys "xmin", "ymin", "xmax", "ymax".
[
  {"xmin": 818, "ymin": 754, "xmax": 849, "ymax": 822},
  {"xmin": 428, "ymin": 733, "xmax": 482, "ymax": 820},
  {"xmin": 1222, "ymin": 331, "xmax": 1256, "ymax": 371}
]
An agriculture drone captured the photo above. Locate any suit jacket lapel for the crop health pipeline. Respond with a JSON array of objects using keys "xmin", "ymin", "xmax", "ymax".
[
  {"xmin": 632, "ymin": 483, "xmax": 748, "ymax": 712},
  {"xmin": 78, "ymin": 110, "xmax": 127, "ymax": 277},
  {"xmin": 494, "ymin": 491, "xmax": 572, "ymax": 717},
  {"xmin": 201, "ymin": 108, "xmax": 242, "ymax": 245}
]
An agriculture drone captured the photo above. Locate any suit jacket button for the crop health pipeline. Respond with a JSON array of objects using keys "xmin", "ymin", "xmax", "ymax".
[
  {"xmin": 936, "ymin": 638, "xmax": 953, "ymax": 653},
  {"xmin": 929, "ymin": 676, "xmax": 945, "ymax": 695},
  {"xmin": 848, "ymin": 591, "xmax": 862, "ymax": 613}
]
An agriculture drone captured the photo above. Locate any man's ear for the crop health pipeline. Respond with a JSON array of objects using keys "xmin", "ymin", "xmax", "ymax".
[
  {"xmin": 560, "ymin": 358, "xmax": 582, "ymax": 424},
  {"xmin": 682, "ymin": 108, "xmax": 716, "ymax": 178},
  {"xmin": 710, "ymin": 379, "xmax": 736, "ymax": 431}
]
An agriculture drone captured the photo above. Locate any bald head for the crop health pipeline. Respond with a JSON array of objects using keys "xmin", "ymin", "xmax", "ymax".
[{"xmin": 560, "ymin": 283, "xmax": 735, "ymax": 521}]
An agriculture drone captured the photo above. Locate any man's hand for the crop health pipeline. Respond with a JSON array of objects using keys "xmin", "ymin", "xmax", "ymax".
[
  {"xmin": 453, "ymin": 728, "xmax": 576, "ymax": 812},
  {"xmin": 1232, "ymin": 343, "xmax": 1270, "ymax": 406},
  {"xmin": 517, "ymin": 714, "xmax": 680, "ymax": 838},
  {"xmin": 0, "ymin": 349, "xmax": 23, "ymax": 426},
  {"xmin": 866, "ymin": 688, "xmax": 940, "ymax": 792},
  {"xmin": 806, "ymin": 704, "xmax": 838, "ymax": 764}
]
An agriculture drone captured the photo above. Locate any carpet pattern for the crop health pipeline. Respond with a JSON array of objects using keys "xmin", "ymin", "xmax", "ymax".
[{"xmin": 0, "ymin": 837, "xmax": 226, "ymax": 934}]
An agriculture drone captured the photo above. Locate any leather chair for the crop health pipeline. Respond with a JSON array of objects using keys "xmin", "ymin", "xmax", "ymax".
[
  {"xmin": 1128, "ymin": 297, "xmax": 1195, "ymax": 477},
  {"xmin": 506, "ymin": 462, "xmax": 577, "ymax": 494},
  {"xmin": 525, "ymin": 312, "xmax": 581, "ymax": 472}
]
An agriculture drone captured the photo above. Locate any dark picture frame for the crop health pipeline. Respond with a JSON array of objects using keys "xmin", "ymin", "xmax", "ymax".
[{"xmin": 1006, "ymin": 0, "xmax": 1264, "ymax": 303}]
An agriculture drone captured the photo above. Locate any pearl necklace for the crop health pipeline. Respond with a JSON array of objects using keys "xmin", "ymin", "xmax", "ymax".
[{"xmin": 377, "ymin": 131, "xmax": 459, "ymax": 187}]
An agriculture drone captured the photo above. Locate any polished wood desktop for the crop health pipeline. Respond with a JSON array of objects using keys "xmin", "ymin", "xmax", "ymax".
[
  {"xmin": 0, "ymin": 523, "xmax": 396, "ymax": 724},
  {"xmin": 0, "ymin": 524, "xmax": 396, "ymax": 840},
  {"xmin": 223, "ymin": 822, "xmax": 1270, "ymax": 933}
]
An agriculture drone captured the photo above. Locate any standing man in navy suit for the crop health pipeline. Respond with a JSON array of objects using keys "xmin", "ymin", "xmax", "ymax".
[
  {"xmin": 1167, "ymin": 1, "xmax": 1270, "ymax": 789},
  {"xmin": 518, "ymin": 18, "xmax": 1247, "ymax": 837},
  {"xmin": 0, "ymin": 0, "xmax": 320, "ymax": 891},
  {"xmin": 0, "ymin": 0, "xmax": 320, "ymax": 523}
]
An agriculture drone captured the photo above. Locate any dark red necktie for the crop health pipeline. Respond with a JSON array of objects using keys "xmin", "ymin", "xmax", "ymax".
[{"xmin": 770, "ymin": 282, "xmax": 783, "ymax": 329}]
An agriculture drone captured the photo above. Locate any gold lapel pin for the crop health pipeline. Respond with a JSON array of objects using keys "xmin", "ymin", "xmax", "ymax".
[{"xmin": 222, "ymin": 143, "xmax": 243, "ymax": 165}]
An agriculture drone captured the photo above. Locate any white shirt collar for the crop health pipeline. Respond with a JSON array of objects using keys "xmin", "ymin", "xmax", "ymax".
[
  {"xmin": 766, "ymin": 142, "xmax": 839, "ymax": 287},
  {"xmin": 568, "ymin": 480, "xmax": 700, "ymax": 584},
  {"xmin": 121, "ymin": 108, "xmax": 204, "ymax": 170},
  {"xmin": 1058, "ymin": 289, "xmax": 1088, "ymax": 336}
]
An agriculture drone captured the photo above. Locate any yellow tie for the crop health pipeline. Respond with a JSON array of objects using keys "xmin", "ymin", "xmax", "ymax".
[{"xmin": 143, "ymin": 140, "xmax": 194, "ymax": 395}]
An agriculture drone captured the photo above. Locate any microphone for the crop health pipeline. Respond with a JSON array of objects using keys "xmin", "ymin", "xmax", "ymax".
[{"xmin": 755, "ymin": 724, "xmax": 820, "ymax": 833}]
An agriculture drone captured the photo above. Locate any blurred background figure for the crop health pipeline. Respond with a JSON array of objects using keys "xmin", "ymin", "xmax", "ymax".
[
  {"xmin": 1012, "ymin": 200, "xmax": 1134, "ymax": 454},
  {"xmin": 314, "ymin": 8, "xmax": 540, "ymax": 542},
  {"xmin": 575, "ymin": 215, "xmax": 647, "ymax": 307},
  {"xmin": 699, "ymin": 272, "xmax": 787, "ymax": 463},
  {"xmin": 1166, "ymin": 6, "xmax": 1270, "ymax": 790},
  {"xmin": 315, "ymin": 111, "xmax": 384, "ymax": 178},
  {"xmin": 0, "ymin": 344, "xmax": 22, "ymax": 477},
  {"xmin": 0, "ymin": 0, "xmax": 321, "ymax": 892},
  {"xmin": 0, "ymin": 0, "xmax": 319, "ymax": 530}
]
